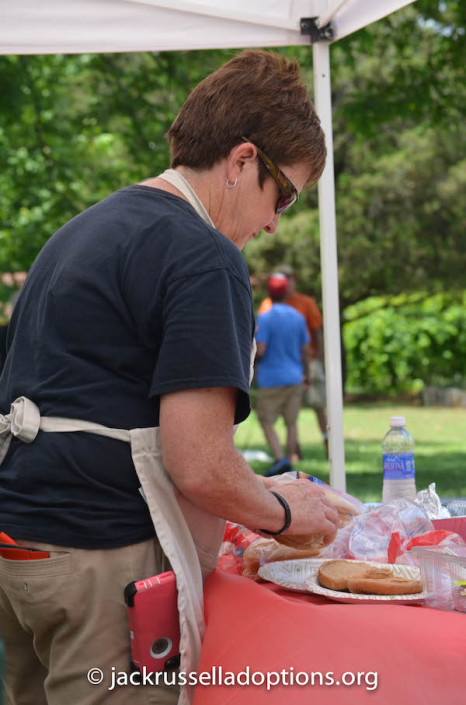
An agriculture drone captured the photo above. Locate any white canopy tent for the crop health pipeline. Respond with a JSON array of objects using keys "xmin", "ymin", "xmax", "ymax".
[{"xmin": 0, "ymin": 0, "xmax": 416, "ymax": 490}]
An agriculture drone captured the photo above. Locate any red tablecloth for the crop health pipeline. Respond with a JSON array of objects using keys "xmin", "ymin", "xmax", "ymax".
[{"xmin": 192, "ymin": 570, "xmax": 465, "ymax": 705}]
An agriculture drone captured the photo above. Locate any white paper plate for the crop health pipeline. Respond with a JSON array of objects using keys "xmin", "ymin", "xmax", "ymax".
[
  {"xmin": 258, "ymin": 558, "xmax": 325, "ymax": 592},
  {"xmin": 258, "ymin": 559, "xmax": 426, "ymax": 604}
]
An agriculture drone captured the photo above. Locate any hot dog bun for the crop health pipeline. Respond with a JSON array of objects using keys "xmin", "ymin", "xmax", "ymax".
[
  {"xmin": 318, "ymin": 559, "xmax": 423, "ymax": 595},
  {"xmin": 273, "ymin": 489, "xmax": 360, "ymax": 549}
]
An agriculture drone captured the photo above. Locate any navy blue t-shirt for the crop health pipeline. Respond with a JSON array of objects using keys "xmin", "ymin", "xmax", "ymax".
[{"xmin": 0, "ymin": 185, "xmax": 254, "ymax": 548}]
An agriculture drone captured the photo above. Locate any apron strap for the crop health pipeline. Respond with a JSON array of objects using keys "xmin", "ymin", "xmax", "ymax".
[
  {"xmin": 0, "ymin": 397, "xmax": 41, "ymax": 464},
  {"xmin": 157, "ymin": 169, "xmax": 214, "ymax": 227},
  {"xmin": 0, "ymin": 396, "xmax": 131, "ymax": 466},
  {"xmin": 40, "ymin": 416, "xmax": 131, "ymax": 442}
]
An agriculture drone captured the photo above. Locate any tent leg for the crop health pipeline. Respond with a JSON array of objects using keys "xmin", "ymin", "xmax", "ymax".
[{"xmin": 312, "ymin": 41, "xmax": 346, "ymax": 491}]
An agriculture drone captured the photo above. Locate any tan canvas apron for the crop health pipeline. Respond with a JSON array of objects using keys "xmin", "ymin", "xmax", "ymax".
[
  {"xmin": 0, "ymin": 397, "xmax": 223, "ymax": 705},
  {"xmin": 0, "ymin": 172, "xmax": 255, "ymax": 705}
]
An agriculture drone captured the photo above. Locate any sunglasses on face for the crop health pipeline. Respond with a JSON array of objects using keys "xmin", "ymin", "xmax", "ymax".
[{"xmin": 242, "ymin": 138, "xmax": 299, "ymax": 214}]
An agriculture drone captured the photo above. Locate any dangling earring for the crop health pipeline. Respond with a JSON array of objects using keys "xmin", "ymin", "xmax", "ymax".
[{"xmin": 226, "ymin": 178, "xmax": 238, "ymax": 189}]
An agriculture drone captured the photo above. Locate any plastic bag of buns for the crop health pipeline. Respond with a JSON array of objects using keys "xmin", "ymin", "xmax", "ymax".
[
  {"xmin": 218, "ymin": 521, "xmax": 328, "ymax": 580},
  {"xmin": 218, "ymin": 522, "xmax": 261, "ymax": 575},
  {"xmin": 219, "ymin": 475, "xmax": 364, "ymax": 580},
  {"xmin": 240, "ymin": 475, "xmax": 364, "ymax": 579},
  {"xmin": 242, "ymin": 537, "xmax": 325, "ymax": 581},
  {"xmin": 268, "ymin": 472, "xmax": 364, "ymax": 551},
  {"xmin": 219, "ymin": 522, "xmax": 327, "ymax": 581}
]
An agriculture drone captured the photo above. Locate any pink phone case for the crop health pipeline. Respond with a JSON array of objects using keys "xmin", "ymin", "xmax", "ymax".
[{"xmin": 124, "ymin": 570, "xmax": 180, "ymax": 672}]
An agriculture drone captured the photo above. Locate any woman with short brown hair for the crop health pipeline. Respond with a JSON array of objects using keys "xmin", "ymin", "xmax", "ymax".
[
  {"xmin": 168, "ymin": 49, "xmax": 326, "ymax": 187},
  {"xmin": 0, "ymin": 50, "xmax": 336, "ymax": 705}
]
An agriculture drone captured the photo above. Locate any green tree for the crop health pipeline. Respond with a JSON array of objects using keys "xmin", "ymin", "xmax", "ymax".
[
  {"xmin": 0, "ymin": 50, "xmax": 231, "ymax": 270},
  {"xmin": 344, "ymin": 292, "xmax": 466, "ymax": 394},
  {"xmin": 0, "ymin": 1, "xmax": 464, "ymax": 308},
  {"xmin": 245, "ymin": 1, "xmax": 466, "ymax": 308}
]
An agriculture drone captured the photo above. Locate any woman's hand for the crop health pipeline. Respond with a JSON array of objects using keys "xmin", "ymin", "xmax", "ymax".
[{"xmin": 266, "ymin": 479, "xmax": 339, "ymax": 545}]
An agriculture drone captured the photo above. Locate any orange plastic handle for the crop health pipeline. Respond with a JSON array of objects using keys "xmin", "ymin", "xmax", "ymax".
[{"xmin": 0, "ymin": 532, "xmax": 49, "ymax": 560}]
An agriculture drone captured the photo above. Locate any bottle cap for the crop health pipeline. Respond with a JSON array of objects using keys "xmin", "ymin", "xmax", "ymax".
[{"xmin": 390, "ymin": 416, "xmax": 405, "ymax": 427}]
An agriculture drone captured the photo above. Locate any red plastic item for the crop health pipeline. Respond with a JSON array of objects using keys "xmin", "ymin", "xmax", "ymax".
[
  {"xmin": 387, "ymin": 531, "xmax": 404, "ymax": 563},
  {"xmin": 218, "ymin": 522, "xmax": 260, "ymax": 575},
  {"xmin": 433, "ymin": 517, "xmax": 466, "ymax": 541},
  {"xmin": 0, "ymin": 532, "xmax": 49, "ymax": 560},
  {"xmin": 193, "ymin": 570, "xmax": 465, "ymax": 705},
  {"xmin": 406, "ymin": 530, "xmax": 458, "ymax": 550},
  {"xmin": 387, "ymin": 529, "xmax": 463, "ymax": 563},
  {"xmin": 124, "ymin": 571, "xmax": 180, "ymax": 672}
]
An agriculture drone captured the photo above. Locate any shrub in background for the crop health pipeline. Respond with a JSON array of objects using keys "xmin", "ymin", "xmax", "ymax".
[{"xmin": 343, "ymin": 292, "xmax": 466, "ymax": 395}]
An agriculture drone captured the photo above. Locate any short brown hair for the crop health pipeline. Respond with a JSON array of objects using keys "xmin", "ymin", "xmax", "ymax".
[{"xmin": 167, "ymin": 50, "xmax": 326, "ymax": 187}]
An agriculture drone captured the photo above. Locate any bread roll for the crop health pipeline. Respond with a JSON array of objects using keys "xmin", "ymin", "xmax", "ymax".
[
  {"xmin": 242, "ymin": 538, "xmax": 322, "ymax": 581},
  {"xmin": 323, "ymin": 489, "xmax": 360, "ymax": 518},
  {"xmin": 318, "ymin": 560, "xmax": 391, "ymax": 590},
  {"xmin": 318, "ymin": 559, "xmax": 422, "ymax": 595},
  {"xmin": 347, "ymin": 576, "xmax": 423, "ymax": 595},
  {"xmin": 274, "ymin": 532, "xmax": 325, "ymax": 550},
  {"xmin": 272, "ymin": 488, "xmax": 360, "ymax": 549}
]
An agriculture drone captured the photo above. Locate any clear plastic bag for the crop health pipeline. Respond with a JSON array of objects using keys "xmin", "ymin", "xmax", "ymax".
[
  {"xmin": 218, "ymin": 484, "xmax": 465, "ymax": 580},
  {"xmin": 271, "ymin": 471, "xmax": 365, "ymax": 524},
  {"xmin": 348, "ymin": 499, "xmax": 433, "ymax": 563},
  {"xmin": 242, "ymin": 537, "xmax": 323, "ymax": 581},
  {"xmin": 319, "ymin": 521, "xmax": 353, "ymax": 559},
  {"xmin": 218, "ymin": 522, "xmax": 261, "ymax": 575},
  {"xmin": 347, "ymin": 498, "xmax": 465, "ymax": 565},
  {"xmin": 411, "ymin": 545, "xmax": 466, "ymax": 612}
]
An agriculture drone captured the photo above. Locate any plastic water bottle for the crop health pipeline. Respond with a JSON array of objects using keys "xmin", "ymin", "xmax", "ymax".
[{"xmin": 382, "ymin": 416, "xmax": 416, "ymax": 502}]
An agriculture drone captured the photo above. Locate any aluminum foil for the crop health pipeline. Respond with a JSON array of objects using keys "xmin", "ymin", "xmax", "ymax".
[{"xmin": 414, "ymin": 483, "xmax": 451, "ymax": 520}]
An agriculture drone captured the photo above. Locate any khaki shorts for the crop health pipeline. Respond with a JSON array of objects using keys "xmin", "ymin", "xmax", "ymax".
[
  {"xmin": 256, "ymin": 384, "xmax": 302, "ymax": 426},
  {"xmin": 304, "ymin": 359, "xmax": 326, "ymax": 409},
  {"xmin": 0, "ymin": 537, "xmax": 179, "ymax": 705}
]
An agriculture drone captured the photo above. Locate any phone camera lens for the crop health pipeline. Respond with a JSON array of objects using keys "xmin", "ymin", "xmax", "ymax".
[{"xmin": 150, "ymin": 637, "xmax": 172, "ymax": 658}]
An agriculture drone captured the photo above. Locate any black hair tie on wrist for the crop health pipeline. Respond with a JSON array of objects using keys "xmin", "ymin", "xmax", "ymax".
[{"xmin": 259, "ymin": 491, "xmax": 292, "ymax": 536}]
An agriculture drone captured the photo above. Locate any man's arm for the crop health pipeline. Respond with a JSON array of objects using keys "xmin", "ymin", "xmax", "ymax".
[
  {"xmin": 160, "ymin": 386, "xmax": 338, "ymax": 541},
  {"xmin": 302, "ymin": 297, "xmax": 323, "ymax": 361},
  {"xmin": 301, "ymin": 341, "xmax": 311, "ymax": 387},
  {"xmin": 255, "ymin": 341, "xmax": 267, "ymax": 363},
  {"xmin": 313, "ymin": 327, "xmax": 324, "ymax": 362}
]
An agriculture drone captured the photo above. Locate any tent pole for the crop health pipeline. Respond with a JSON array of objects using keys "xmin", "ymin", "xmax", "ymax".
[{"xmin": 312, "ymin": 40, "xmax": 346, "ymax": 491}]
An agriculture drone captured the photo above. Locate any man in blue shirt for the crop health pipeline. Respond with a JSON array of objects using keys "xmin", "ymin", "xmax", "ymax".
[{"xmin": 255, "ymin": 274, "xmax": 310, "ymax": 476}]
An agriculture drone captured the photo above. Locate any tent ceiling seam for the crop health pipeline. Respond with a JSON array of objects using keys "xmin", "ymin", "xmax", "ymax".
[
  {"xmin": 319, "ymin": 0, "xmax": 351, "ymax": 26},
  {"xmin": 125, "ymin": 0, "xmax": 300, "ymax": 32}
]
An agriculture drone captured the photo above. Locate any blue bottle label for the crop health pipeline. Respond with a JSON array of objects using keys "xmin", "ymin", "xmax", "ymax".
[
  {"xmin": 383, "ymin": 453, "xmax": 415, "ymax": 480},
  {"xmin": 307, "ymin": 475, "xmax": 326, "ymax": 486}
]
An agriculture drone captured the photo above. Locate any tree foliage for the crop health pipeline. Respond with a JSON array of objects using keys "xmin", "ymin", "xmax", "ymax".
[
  {"xmin": 245, "ymin": 1, "xmax": 466, "ymax": 307},
  {"xmin": 344, "ymin": 292, "xmax": 466, "ymax": 394},
  {"xmin": 0, "ymin": 50, "xmax": 232, "ymax": 270},
  {"xmin": 0, "ymin": 2, "xmax": 464, "ymax": 390}
]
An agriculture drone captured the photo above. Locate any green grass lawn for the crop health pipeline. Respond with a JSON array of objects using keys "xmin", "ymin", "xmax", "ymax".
[{"xmin": 234, "ymin": 403, "xmax": 466, "ymax": 503}]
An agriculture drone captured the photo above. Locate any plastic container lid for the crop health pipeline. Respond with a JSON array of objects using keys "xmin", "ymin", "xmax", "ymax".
[{"xmin": 390, "ymin": 416, "xmax": 405, "ymax": 426}]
